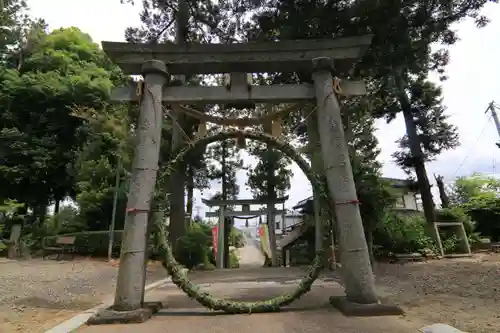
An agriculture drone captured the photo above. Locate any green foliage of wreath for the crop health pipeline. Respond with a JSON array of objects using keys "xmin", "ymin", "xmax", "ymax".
[{"xmin": 157, "ymin": 129, "xmax": 335, "ymax": 313}]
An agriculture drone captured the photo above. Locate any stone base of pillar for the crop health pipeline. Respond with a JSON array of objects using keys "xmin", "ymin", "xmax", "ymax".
[
  {"xmin": 329, "ymin": 296, "xmax": 403, "ymax": 317},
  {"xmin": 87, "ymin": 301, "xmax": 164, "ymax": 325}
]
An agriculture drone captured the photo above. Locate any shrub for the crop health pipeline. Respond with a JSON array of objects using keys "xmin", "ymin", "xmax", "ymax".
[
  {"xmin": 229, "ymin": 228, "xmax": 245, "ymax": 248},
  {"xmin": 461, "ymin": 196, "xmax": 500, "ymax": 242},
  {"xmin": 436, "ymin": 207, "xmax": 475, "ymax": 235},
  {"xmin": 44, "ymin": 206, "xmax": 86, "ymax": 235},
  {"xmin": 373, "ymin": 212, "xmax": 434, "ymax": 255},
  {"xmin": 441, "ymin": 234, "xmax": 460, "ymax": 253},
  {"xmin": 175, "ymin": 222, "xmax": 212, "ymax": 269},
  {"xmin": 229, "ymin": 248, "xmax": 240, "ymax": 268},
  {"xmin": 436, "ymin": 207, "xmax": 481, "ymax": 250}
]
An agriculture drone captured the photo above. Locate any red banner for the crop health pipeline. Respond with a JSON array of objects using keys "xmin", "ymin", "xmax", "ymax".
[
  {"xmin": 258, "ymin": 225, "xmax": 265, "ymax": 237},
  {"xmin": 211, "ymin": 226, "xmax": 218, "ymax": 256}
]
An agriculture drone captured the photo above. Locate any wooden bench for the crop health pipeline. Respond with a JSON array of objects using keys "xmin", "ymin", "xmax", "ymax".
[{"xmin": 43, "ymin": 236, "xmax": 76, "ymax": 260}]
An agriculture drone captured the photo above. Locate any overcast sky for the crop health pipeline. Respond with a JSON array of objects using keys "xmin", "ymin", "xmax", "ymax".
[{"xmin": 28, "ymin": 1, "xmax": 500, "ymax": 221}]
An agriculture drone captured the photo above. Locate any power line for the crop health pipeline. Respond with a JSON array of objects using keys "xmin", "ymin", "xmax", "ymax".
[{"xmin": 451, "ymin": 114, "xmax": 492, "ymax": 178}]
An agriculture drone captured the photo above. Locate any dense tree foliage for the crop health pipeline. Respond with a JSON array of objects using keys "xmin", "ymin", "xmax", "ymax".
[
  {"xmin": 392, "ymin": 80, "xmax": 460, "ymax": 173},
  {"xmin": 450, "ymin": 173, "xmax": 500, "ymax": 204},
  {"xmin": 448, "ymin": 174, "xmax": 500, "ymax": 242},
  {"xmin": 71, "ymin": 104, "xmax": 132, "ymax": 231},
  {"xmin": 0, "ymin": 27, "xmax": 121, "ymax": 227},
  {"xmin": 247, "ymin": 0, "xmax": 494, "ymax": 226}
]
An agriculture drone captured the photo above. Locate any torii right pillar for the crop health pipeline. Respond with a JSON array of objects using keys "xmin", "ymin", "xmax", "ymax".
[{"xmin": 312, "ymin": 57, "xmax": 403, "ymax": 316}]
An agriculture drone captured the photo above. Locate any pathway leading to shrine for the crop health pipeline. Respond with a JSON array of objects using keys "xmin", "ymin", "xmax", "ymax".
[
  {"xmin": 237, "ymin": 230, "xmax": 265, "ymax": 268},
  {"xmin": 77, "ymin": 264, "xmax": 424, "ymax": 333}
]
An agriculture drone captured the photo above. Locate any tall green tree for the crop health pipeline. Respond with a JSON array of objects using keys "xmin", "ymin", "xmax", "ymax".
[
  {"xmin": 205, "ymin": 122, "xmax": 245, "ymax": 202},
  {"xmin": 248, "ymin": 0, "xmax": 494, "ymax": 230},
  {"xmin": 450, "ymin": 173, "xmax": 500, "ymax": 205},
  {"xmin": 449, "ymin": 173, "xmax": 500, "ymax": 241},
  {"xmin": 246, "ymin": 125, "xmax": 293, "ymax": 200},
  {"xmin": 123, "ymin": 0, "xmax": 230, "ymax": 245},
  {"xmin": 246, "ymin": 147, "xmax": 293, "ymax": 199},
  {"xmin": 392, "ymin": 79, "xmax": 460, "ymax": 174},
  {"xmin": 246, "ymin": 104, "xmax": 298, "ymax": 204},
  {"xmin": 0, "ymin": 27, "xmax": 121, "ymax": 224},
  {"xmin": 0, "ymin": 0, "xmax": 41, "ymax": 66},
  {"xmin": 123, "ymin": 0, "xmax": 261, "ymax": 44},
  {"xmin": 71, "ymin": 104, "xmax": 132, "ymax": 231}
]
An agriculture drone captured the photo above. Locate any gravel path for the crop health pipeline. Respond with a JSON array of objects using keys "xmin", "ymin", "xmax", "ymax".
[
  {"xmin": 0, "ymin": 257, "xmax": 167, "ymax": 333},
  {"xmin": 373, "ymin": 253, "xmax": 500, "ymax": 333}
]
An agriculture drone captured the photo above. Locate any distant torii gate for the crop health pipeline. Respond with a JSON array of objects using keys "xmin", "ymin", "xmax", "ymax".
[{"xmin": 202, "ymin": 196, "xmax": 287, "ymax": 268}]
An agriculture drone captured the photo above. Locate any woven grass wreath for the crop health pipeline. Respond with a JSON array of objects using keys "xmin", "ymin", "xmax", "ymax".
[{"xmin": 157, "ymin": 129, "xmax": 335, "ymax": 314}]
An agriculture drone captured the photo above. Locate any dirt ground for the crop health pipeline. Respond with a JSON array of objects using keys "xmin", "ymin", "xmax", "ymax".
[
  {"xmin": 373, "ymin": 253, "xmax": 500, "ymax": 333},
  {"xmin": 0, "ymin": 257, "xmax": 167, "ymax": 333},
  {"xmin": 2, "ymin": 250, "xmax": 499, "ymax": 333}
]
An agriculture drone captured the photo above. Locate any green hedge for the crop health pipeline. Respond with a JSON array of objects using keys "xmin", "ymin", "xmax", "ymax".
[
  {"xmin": 43, "ymin": 231, "xmax": 124, "ymax": 257},
  {"xmin": 42, "ymin": 223, "xmax": 243, "ymax": 265}
]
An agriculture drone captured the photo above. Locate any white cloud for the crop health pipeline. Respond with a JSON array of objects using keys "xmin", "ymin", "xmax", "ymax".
[
  {"xmin": 28, "ymin": 1, "xmax": 500, "ymax": 223},
  {"xmin": 28, "ymin": 0, "xmax": 141, "ymax": 43}
]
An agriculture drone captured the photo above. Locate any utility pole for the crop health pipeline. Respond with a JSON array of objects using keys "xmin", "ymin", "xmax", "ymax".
[{"xmin": 485, "ymin": 101, "xmax": 500, "ymax": 148}]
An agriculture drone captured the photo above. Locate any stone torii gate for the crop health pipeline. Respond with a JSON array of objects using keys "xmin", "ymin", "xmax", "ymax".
[
  {"xmin": 202, "ymin": 196, "xmax": 287, "ymax": 268},
  {"xmin": 91, "ymin": 35, "xmax": 400, "ymax": 324}
]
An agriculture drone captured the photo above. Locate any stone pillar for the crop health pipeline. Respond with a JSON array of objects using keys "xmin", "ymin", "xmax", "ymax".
[
  {"xmin": 217, "ymin": 206, "xmax": 225, "ymax": 269},
  {"xmin": 113, "ymin": 60, "xmax": 168, "ymax": 311},
  {"xmin": 266, "ymin": 202, "xmax": 278, "ymax": 267},
  {"xmin": 7, "ymin": 224, "xmax": 22, "ymax": 259},
  {"xmin": 311, "ymin": 57, "xmax": 377, "ymax": 304}
]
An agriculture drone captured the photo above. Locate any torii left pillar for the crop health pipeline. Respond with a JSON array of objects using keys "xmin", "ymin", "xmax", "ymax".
[{"xmin": 87, "ymin": 60, "xmax": 167, "ymax": 325}]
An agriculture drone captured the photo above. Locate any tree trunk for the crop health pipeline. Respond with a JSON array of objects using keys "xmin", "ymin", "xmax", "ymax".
[
  {"xmin": 264, "ymin": 120, "xmax": 278, "ymax": 266},
  {"xmin": 168, "ymin": 0, "xmax": 189, "ymax": 251},
  {"xmin": 434, "ymin": 174, "xmax": 450, "ymax": 209},
  {"xmin": 312, "ymin": 57, "xmax": 377, "ymax": 304},
  {"xmin": 395, "ymin": 74, "xmax": 436, "ymax": 225},
  {"xmin": 54, "ymin": 200, "xmax": 60, "ymax": 214}
]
